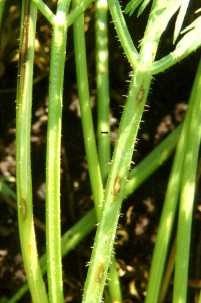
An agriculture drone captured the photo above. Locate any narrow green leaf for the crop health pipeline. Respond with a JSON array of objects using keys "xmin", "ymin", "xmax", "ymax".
[
  {"xmin": 125, "ymin": 0, "xmax": 151, "ymax": 17},
  {"xmin": 173, "ymin": 0, "xmax": 190, "ymax": 43},
  {"xmin": 176, "ymin": 14, "xmax": 201, "ymax": 49},
  {"xmin": 125, "ymin": 0, "xmax": 143, "ymax": 16},
  {"xmin": 137, "ymin": 0, "xmax": 152, "ymax": 16}
]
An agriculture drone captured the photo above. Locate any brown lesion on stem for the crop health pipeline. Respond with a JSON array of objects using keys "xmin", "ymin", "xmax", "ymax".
[
  {"xmin": 113, "ymin": 175, "xmax": 121, "ymax": 195},
  {"xmin": 18, "ymin": 0, "xmax": 31, "ymax": 91},
  {"xmin": 95, "ymin": 262, "xmax": 105, "ymax": 283},
  {"xmin": 136, "ymin": 85, "xmax": 145, "ymax": 103},
  {"xmin": 20, "ymin": 1, "xmax": 30, "ymax": 64},
  {"xmin": 20, "ymin": 198, "xmax": 27, "ymax": 220}
]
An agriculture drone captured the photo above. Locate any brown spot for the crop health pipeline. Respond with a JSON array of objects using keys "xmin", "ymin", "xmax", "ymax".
[
  {"xmin": 18, "ymin": 0, "xmax": 30, "ymax": 85},
  {"xmin": 136, "ymin": 86, "xmax": 145, "ymax": 103},
  {"xmin": 113, "ymin": 176, "xmax": 121, "ymax": 195},
  {"xmin": 20, "ymin": 1, "xmax": 30, "ymax": 63},
  {"xmin": 95, "ymin": 262, "xmax": 105, "ymax": 283},
  {"xmin": 20, "ymin": 198, "xmax": 27, "ymax": 220}
]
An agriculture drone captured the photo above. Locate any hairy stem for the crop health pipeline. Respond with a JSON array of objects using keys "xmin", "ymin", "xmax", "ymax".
[
  {"xmin": 108, "ymin": 0, "xmax": 139, "ymax": 69},
  {"xmin": 46, "ymin": 1, "xmax": 71, "ymax": 302},
  {"xmin": 82, "ymin": 1, "xmax": 180, "ymax": 302},
  {"xmin": 16, "ymin": 1, "xmax": 48, "ymax": 302},
  {"xmin": 9, "ymin": 123, "xmax": 180, "ymax": 302},
  {"xmin": 96, "ymin": 0, "xmax": 122, "ymax": 301}
]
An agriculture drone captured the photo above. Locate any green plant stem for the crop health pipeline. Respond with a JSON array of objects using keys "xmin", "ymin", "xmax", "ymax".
[
  {"xmin": 108, "ymin": 0, "xmax": 139, "ymax": 69},
  {"xmin": 46, "ymin": 1, "xmax": 71, "ymax": 302},
  {"xmin": 145, "ymin": 58, "xmax": 201, "ymax": 303},
  {"xmin": 32, "ymin": 0, "xmax": 94, "ymax": 27},
  {"xmin": 125, "ymin": 125, "xmax": 181, "ymax": 197},
  {"xmin": 72, "ymin": 0, "xmax": 103, "ymax": 216},
  {"xmin": 0, "ymin": 0, "xmax": 5, "ymax": 30},
  {"xmin": 108, "ymin": 260, "xmax": 122, "ymax": 302},
  {"xmin": 73, "ymin": 3, "xmax": 121, "ymax": 300},
  {"xmin": 159, "ymin": 239, "xmax": 176, "ymax": 303},
  {"xmin": 82, "ymin": 2, "xmax": 180, "ymax": 302},
  {"xmin": 144, "ymin": 62, "xmax": 201, "ymax": 302},
  {"xmin": 16, "ymin": 1, "xmax": 48, "ymax": 303},
  {"xmin": 173, "ymin": 58, "xmax": 201, "ymax": 303},
  {"xmin": 144, "ymin": 114, "xmax": 187, "ymax": 303},
  {"xmin": 8, "ymin": 209, "xmax": 96, "ymax": 303},
  {"xmin": 82, "ymin": 73, "xmax": 151, "ymax": 303},
  {"xmin": 32, "ymin": 0, "xmax": 55, "ymax": 24},
  {"xmin": 96, "ymin": 0, "xmax": 110, "ymax": 183},
  {"xmin": 151, "ymin": 24, "xmax": 201, "ymax": 74},
  {"xmin": 67, "ymin": 0, "xmax": 94, "ymax": 27},
  {"xmin": 9, "ymin": 123, "xmax": 180, "ymax": 303},
  {"xmin": 96, "ymin": 0, "xmax": 122, "ymax": 301}
]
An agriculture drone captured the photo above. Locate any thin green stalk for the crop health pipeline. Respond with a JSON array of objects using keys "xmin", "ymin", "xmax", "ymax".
[
  {"xmin": 145, "ymin": 58, "xmax": 201, "ymax": 303},
  {"xmin": 96, "ymin": 0, "xmax": 110, "ymax": 183},
  {"xmin": 16, "ymin": 1, "xmax": 48, "ymax": 303},
  {"xmin": 32, "ymin": 0, "xmax": 55, "ymax": 25},
  {"xmin": 151, "ymin": 16, "xmax": 201, "ymax": 74},
  {"xmin": 9, "ymin": 123, "xmax": 180, "ymax": 303},
  {"xmin": 173, "ymin": 58, "xmax": 201, "ymax": 303},
  {"xmin": 144, "ymin": 113, "xmax": 188, "ymax": 303},
  {"xmin": 46, "ymin": 1, "xmax": 71, "ymax": 302},
  {"xmin": 108, "ymin": 0, "xmax": 139, "ymax": 69},
  {"xmin": 82, "ymin": 73, "xmax": 150, "ymax": 303},
  {"xmin": 108, "ymin": 260, "xmax": 122, "ymax": 303},
  {"xmin": 96, "ymin": 0, "xmax": 122, "ymax": 300},
  {"xmin": 72, "ymin": 0, "xmax": 103, "ymax": 216},
  {"xmin": 125, "ymin": 125, "xmax": 181, "ymax": 197},
  {"xmin": 29, "ymin": 0, "xmax": 94, "ymax": 27},
  {"xmin": 67, "ymin": 0, "xmax": 94, "ymax": 27},
  {"xmin": 159, "ymin": 239, "xmax": 176, "ymax": 303},
  {"xmin": 0, "ymin": 0, "xmax": 5, "ymax": 30},
  {"xmin": 8, "ymin": 209, "xmax": 96, "ymax": 303},
  {"xmin": 82, "ymin": 1, "xmax": 181, "ymax": 302},
  {"xmin": 73, "ymin": 2, "xmax": 121, "ymax": 300}
]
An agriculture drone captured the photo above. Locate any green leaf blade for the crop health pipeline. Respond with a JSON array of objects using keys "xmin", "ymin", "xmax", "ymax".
[{"xmin": 173, "ymin": 0, "xmax": 191, "ymax": 43}]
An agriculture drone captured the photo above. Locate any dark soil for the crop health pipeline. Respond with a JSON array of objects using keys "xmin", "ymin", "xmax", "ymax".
[{"xmin": 0, "ymin": 1, "xmax": 201, "ymax": 302}]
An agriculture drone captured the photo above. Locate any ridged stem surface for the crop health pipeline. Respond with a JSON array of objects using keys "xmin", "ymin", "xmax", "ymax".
[
  {"xmin": 108, "ymin": 0, "xmax": 138, "ymax": 69},
  {"xmin": 173, "ymin": 58, "xmax": 201, "ymax": 303},
  {"xmin": 96, "ymin": 0, "xmax": 110, "ymax": 183},
  {"xmin": 10, "ymin": 123, "xmax": 180, "ymax": 302},
  {"xmin": 72, "ymin": 0, "xmax": 103, "ymax": 217},
  {"xmin": 16, "ymin": 1, "xmax": 48, "ymax": 302},
  {"xmin": 145, "ymin": 77, "xmax": 192, "ymax": 303},
  {"xmin": 82, "ymin": 1, "xmax": 180, "ymax": 302},
  {"xmin": 45, "ymin": 1, "xmax": 71, "ymax": 302},
  {"xmin": 96, "ymin": 0, "xmax": 122, "ymax": 301}
]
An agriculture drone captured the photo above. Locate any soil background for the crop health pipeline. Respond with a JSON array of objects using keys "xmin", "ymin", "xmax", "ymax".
[{"xmin": 0, "ymin": 1, "xmax": 201, "ymax": 302}]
